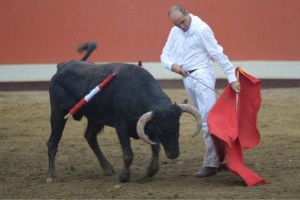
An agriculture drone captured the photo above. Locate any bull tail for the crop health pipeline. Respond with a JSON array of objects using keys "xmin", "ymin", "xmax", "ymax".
[
  {"xmin": 56, "ymin": 42, "xmax": 97, "ymax": 71},
  {"xmin": 78, "ymin": 42, "xmax": 97, "ymax": 61}
]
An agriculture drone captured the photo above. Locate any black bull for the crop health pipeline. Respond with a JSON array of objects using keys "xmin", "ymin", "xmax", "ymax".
[{"xmin": 46, "ymin": 44, "xmax": 202, "ymax": 182}]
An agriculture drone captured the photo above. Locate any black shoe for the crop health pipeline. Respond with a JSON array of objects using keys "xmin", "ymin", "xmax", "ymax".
[{"xmin": 218, "ymin": 163, "xmax": 228, "ymax": 171}]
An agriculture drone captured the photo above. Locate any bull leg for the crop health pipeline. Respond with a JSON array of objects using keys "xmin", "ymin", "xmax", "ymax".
[
  {"xmin": 147, "ymin": 143, "xmax": 160, "ymax": 177},
  {"xmin": 84, "ymin": 120, "xmax": 115, "ymax": 176},
  {"xmin": 115, "ymin": 125, "xmax": 133, "ymax": 183},
  {"xmin": 46, "ymin": 113, "xmax": 66, "ymax": 182},
  {"xmin": 137, "ymin": 142, "xmax": 160, "ymax": 182}
]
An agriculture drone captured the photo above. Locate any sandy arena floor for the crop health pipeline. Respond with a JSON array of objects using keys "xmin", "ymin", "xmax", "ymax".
[{"xmin": 0, "ymin": 88, "xmax": 299, "ymax": 199}]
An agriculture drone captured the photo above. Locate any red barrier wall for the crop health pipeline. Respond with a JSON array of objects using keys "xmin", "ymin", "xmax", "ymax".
[{"xmin": 1, "ymin": 0, "xmax": 300, "ymax": 64}]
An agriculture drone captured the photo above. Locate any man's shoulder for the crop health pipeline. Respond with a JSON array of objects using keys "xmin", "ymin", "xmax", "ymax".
[
  {"xmin": 191, "ymin": 15, "xmax": 210, "ymax": 30},
  {"xmin": 192, "ymin": 18, "xmax": 212, "ymax": 35}
]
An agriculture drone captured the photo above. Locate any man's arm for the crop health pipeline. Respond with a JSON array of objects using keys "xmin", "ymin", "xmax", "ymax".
[{"xmin": 198, "ymin": 26, "xmax": 240, "ymax": 92}]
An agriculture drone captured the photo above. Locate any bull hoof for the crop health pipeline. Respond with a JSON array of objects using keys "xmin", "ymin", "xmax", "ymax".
[
  {"xmin": 147, "ymin": 167, "xmax": 159, "ymax": 177},
  {"xmin": 118, "ymin": 171, "xmax": 130, "ymax": 183},
  {"xmin": 101, "ymin": 163, "xmax": 115, "ymax": 176}
]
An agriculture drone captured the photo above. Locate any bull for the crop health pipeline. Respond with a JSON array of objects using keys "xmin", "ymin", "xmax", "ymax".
[{"xmin": 46, "ymin": 42, "xmax": 202, "ymax": 182}]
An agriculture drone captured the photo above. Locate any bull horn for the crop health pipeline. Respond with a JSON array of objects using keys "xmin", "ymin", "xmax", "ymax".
[
  {"xmin": 136, "ymin": 111, "xmax": 157, "ymax": 145},
  {"xmin": 178, "ymin": 104, "xmax": 202, "ymax": 137}
]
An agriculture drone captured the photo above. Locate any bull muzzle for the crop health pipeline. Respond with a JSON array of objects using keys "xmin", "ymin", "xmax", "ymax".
[{"xmin": 165, "ymin": 151, "xmax": 180, "ymax": 159}]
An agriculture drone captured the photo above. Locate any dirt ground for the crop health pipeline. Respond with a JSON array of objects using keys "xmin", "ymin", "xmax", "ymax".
[{"xmin": 0, "ymin": 88, "xmax": 299, "ymax": 199}]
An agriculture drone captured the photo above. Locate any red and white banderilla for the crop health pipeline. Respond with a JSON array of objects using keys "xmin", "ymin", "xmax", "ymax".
[{"xmin": 64, "ymin": 72, "xmax": 117, "ymax": 120}]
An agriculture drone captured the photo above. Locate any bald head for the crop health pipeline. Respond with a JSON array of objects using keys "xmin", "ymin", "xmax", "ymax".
[
  {"xmin": 168, "ymin": 5, "xmax": 191, "ymax": 32},
  {"xmin": 168, "ymin": 5, "xmax": 188, "ymax": 17}
]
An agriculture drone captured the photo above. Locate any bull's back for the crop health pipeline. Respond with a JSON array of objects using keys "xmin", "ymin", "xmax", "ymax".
[
  {"xmin": 51, "ymin": 61, "xmax": 168, "ymax": 99},
  {"xmin": 49, "ymin": 61, "xmax": 171, "ymax": 122},
  {"xmin": 84, "ymin": 63, "xmax": 172, "ymax": 118}
]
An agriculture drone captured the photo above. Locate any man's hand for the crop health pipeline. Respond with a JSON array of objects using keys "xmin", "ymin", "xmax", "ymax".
[
  {"xmin": 171, "ymin": 64, "xmax": 187, "ymax": 77},
  {"xmin": 230, "ymin": 81, "xmax": 241, "ymax": 93}
]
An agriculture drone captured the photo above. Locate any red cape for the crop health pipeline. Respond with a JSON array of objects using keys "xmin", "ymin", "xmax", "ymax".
[{"xmin": 208, "ymin": 67, "xmax": 267, "ymax": 186}]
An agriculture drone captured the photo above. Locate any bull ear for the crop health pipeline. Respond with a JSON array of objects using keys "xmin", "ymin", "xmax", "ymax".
[
  {"xmin": 178, "ymin": 104, "xmax": 202, "ymax": 137},
  {"xmin": 136, "ymin": 112, "xmax": 157, "ymax": 145}
]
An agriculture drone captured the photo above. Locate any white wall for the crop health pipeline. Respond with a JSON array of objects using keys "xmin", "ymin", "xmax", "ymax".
[{"xmin": 0, "ymin": 61, "xmax": 300, "ymax": 82}]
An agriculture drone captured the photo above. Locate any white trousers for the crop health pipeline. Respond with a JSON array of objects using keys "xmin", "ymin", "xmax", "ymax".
[{"xmin": 183, "ymin": 68, "xmax": 219, "ymax": 168}]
